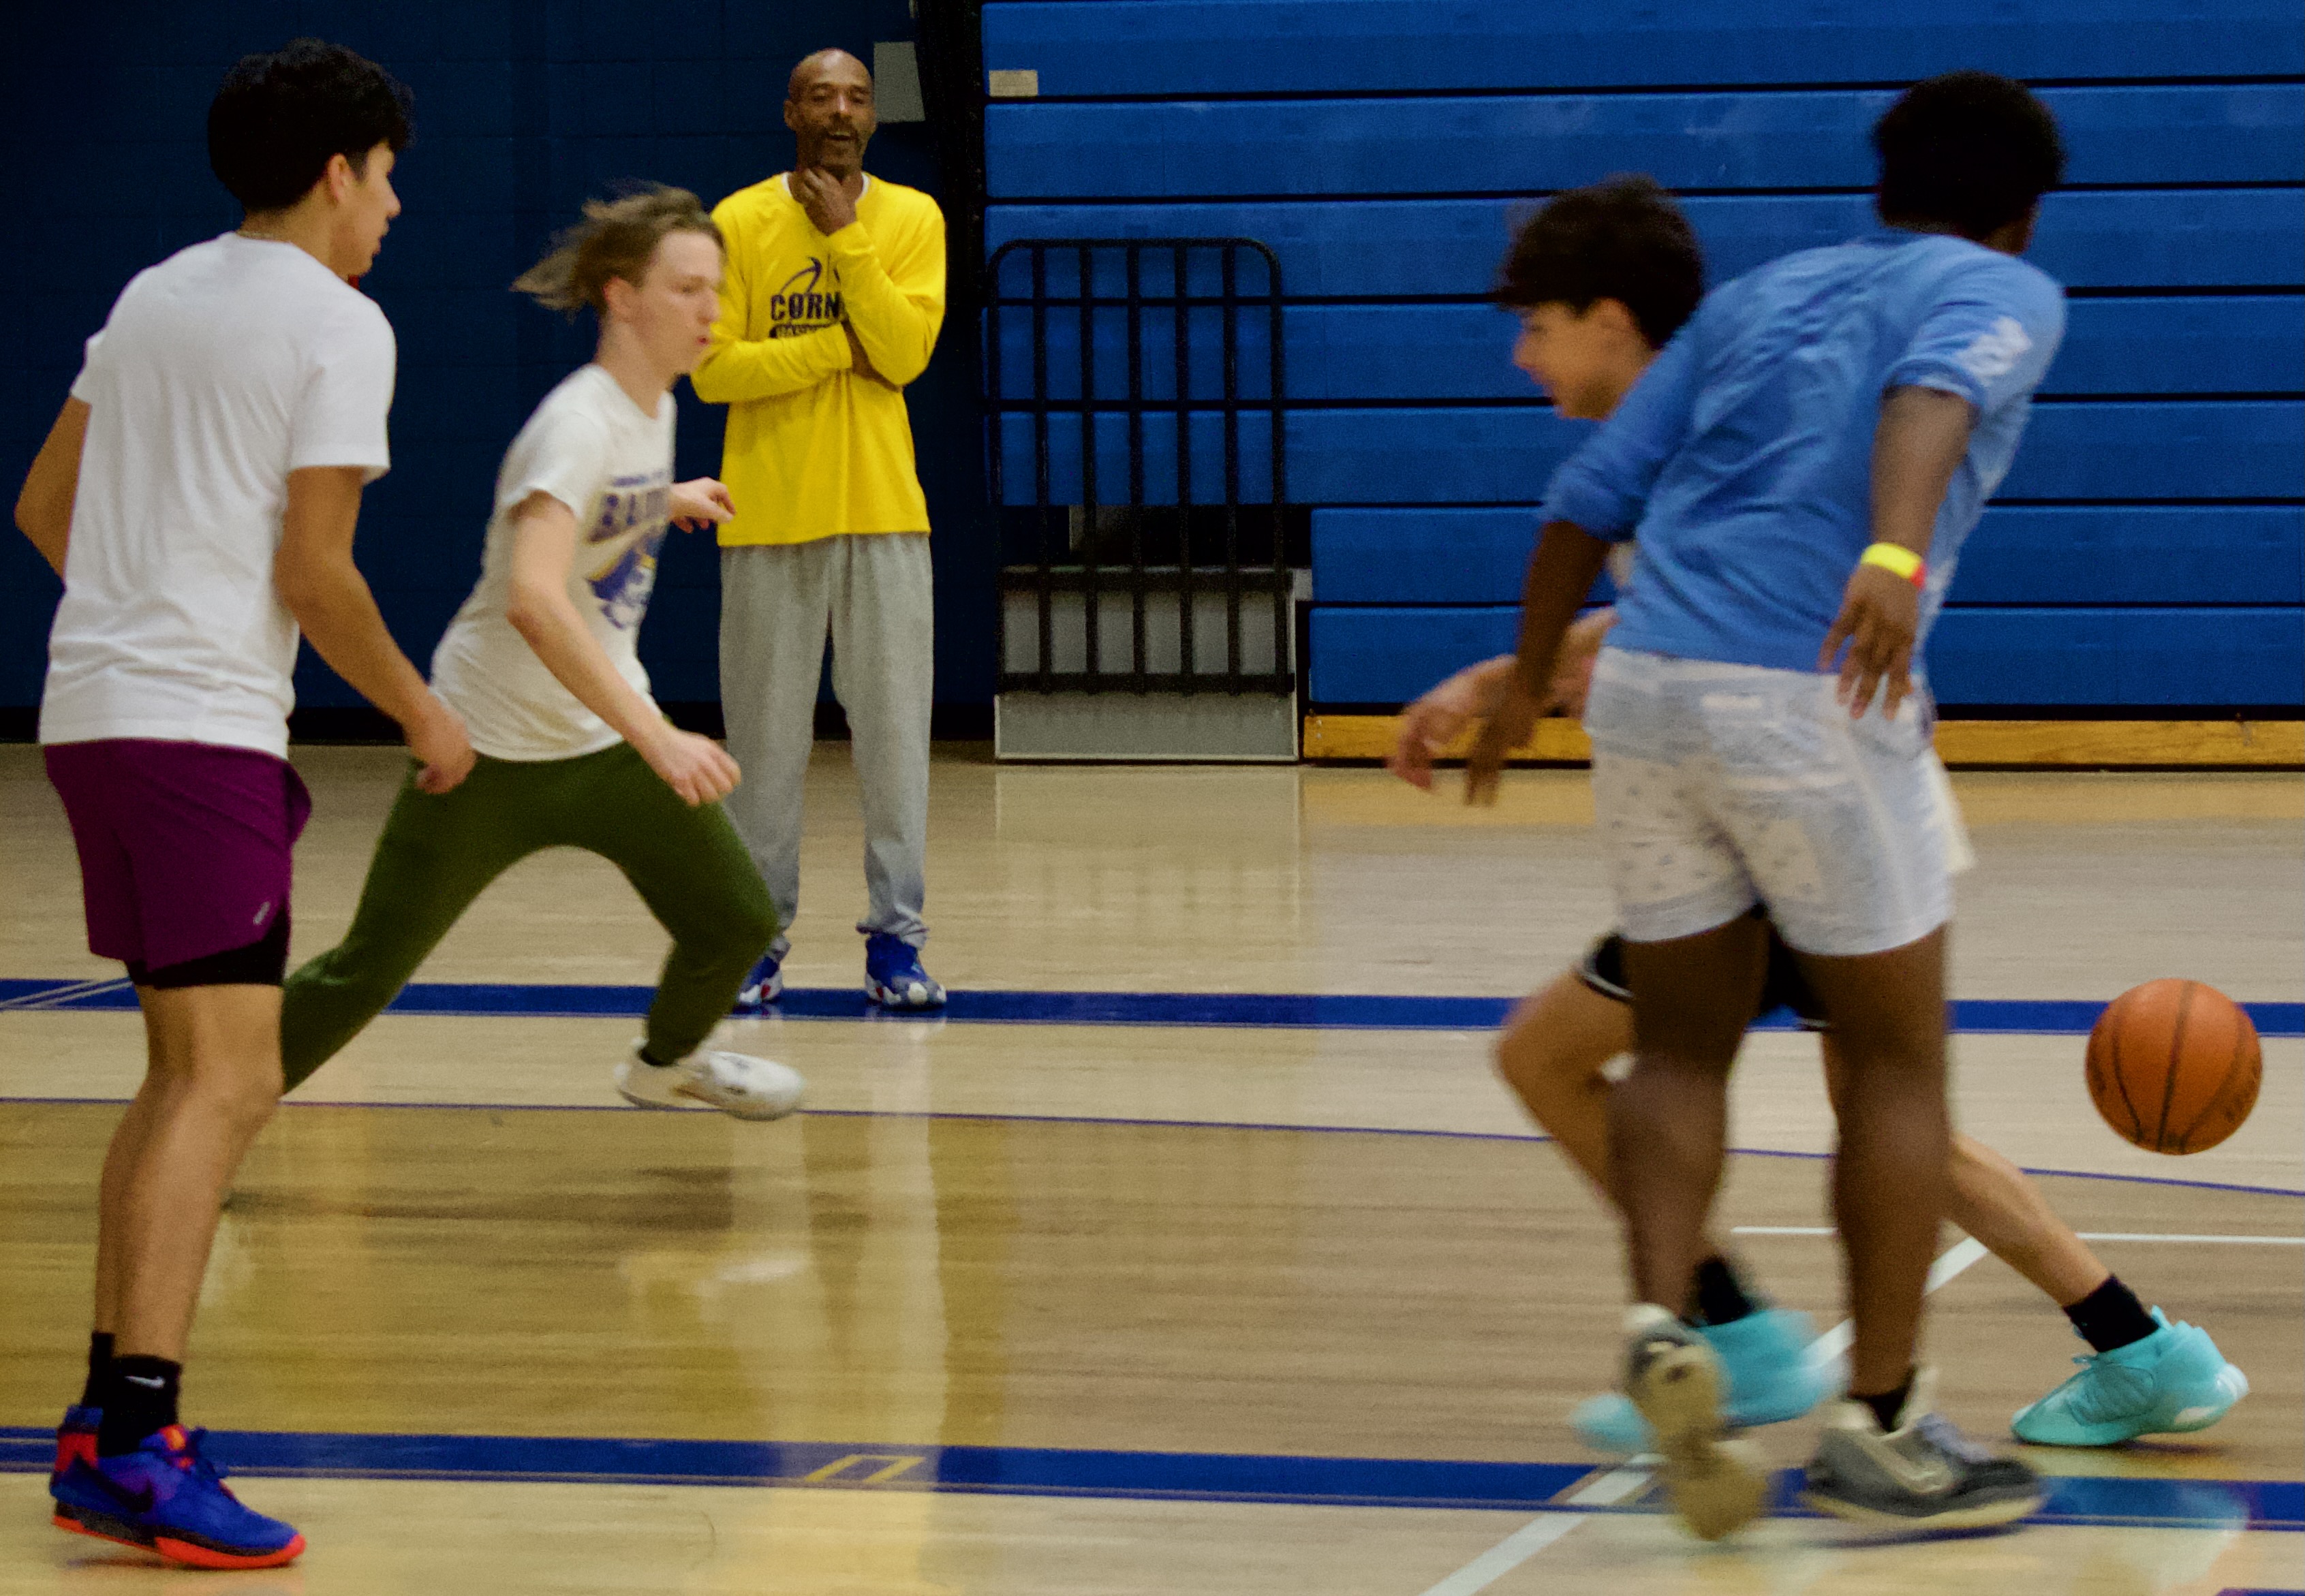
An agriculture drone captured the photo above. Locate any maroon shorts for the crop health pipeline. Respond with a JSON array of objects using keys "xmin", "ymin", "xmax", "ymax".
[{"xmin": 44, "ymin": 739, "xmax": 311, "ymax": 979}]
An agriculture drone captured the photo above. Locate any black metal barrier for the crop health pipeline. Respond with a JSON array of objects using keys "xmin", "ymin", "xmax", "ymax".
[{"xmin": 987, "ymin": 238, "xmax": 1290, "ymax": 695}]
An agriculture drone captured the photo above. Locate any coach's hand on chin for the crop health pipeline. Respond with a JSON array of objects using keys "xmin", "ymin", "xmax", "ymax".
[{"xmin": 794, "ymin": 165, "xmax": 858, "ymax": 235}]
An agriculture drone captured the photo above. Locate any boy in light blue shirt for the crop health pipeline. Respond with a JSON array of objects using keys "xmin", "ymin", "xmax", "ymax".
[
  {"xmin": 1464, "ymin": 73, "xmax": 2071, "ymax": 1538},
  {"xmin": 1547, "ymin": 220, "xmax": 2064, "ymax": 674}
]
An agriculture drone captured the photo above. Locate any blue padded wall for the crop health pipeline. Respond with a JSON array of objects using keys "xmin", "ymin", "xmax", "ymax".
[
  {"xmin": 983, "ymin": 0, "xmax": 2305, "ymax": 711},
  {"xmin": 1, "ymin": 0, "xmax": 997, "ymax": 717}
]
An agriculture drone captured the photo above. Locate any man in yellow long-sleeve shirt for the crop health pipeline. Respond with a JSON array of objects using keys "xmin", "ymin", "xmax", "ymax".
[{"xmin": 694, "ymin": 47, "xmax": 948, "ymax": 1010}]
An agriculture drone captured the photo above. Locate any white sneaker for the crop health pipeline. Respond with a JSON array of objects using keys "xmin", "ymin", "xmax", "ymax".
[{"xmin": 614, "ymin": 1044, "xmax": 805, "ymax": 1121}]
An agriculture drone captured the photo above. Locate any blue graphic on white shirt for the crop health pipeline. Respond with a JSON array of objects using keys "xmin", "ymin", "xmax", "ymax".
[{"xmin": 584, "ymin": 473, "xmax": 671, "ymax": 631}]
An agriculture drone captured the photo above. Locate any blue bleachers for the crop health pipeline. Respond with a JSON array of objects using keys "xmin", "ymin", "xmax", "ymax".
[
  {"xmin": 995, "ymin": 297, "xmax": 2305, "ymax": 403},
  {"xmin": 1000, "ymin": 401, "xmax": 2304, "ymax": 507},
  {"xmin": 1308, "ymin": 606, "xmax": 2305, "ymax": 706},
  {"xmin": 984, "ymin": 1, "xmax": 2303, "ymax": 96},
  {"xmin": 989, "ymin": 88, "xmax": 2302, "ymax": 198},
  {"xmin": 983, "ymin": 0, "xmax": 2305, "ymax": 714},
  {"xmin": 985, "ymin": 192, "xmax": 2305, "ymax": 297},
  {"xmin": 1314, "ymin": 507, "xmax": 2305, "ymax": 607}
]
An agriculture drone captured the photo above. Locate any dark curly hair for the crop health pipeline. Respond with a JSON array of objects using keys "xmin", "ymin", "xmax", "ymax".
[
  {"xmin": 1493, "ymin": 176, "xmax": 1704, "ymax": 349},
  {"xmin": 1873, "ymin": 72, "xmax": 2065, "ymax": 242},
  {"xmin": 208, "ymin": 39, "xmax": 414, "ymax": 213}
]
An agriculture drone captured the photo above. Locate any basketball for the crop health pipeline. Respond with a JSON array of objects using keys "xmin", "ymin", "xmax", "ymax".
[{"xmin": 2086, "ymin": 979, "xmax": 2262, "ymax": 1154}]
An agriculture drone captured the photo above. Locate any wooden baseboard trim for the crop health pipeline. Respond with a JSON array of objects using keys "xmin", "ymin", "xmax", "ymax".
[{"xmin": 1301, "ymin": 715, "xmax": 2305, "ymax": 768}]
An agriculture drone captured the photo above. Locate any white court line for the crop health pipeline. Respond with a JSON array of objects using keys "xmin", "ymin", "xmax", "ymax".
[
  {"xmin": 1735, "ymin": 1226, "xmax": 2303, "ymax": 1245},
  {"xmin": 1564, "ymin": 1456, "xmax": 1660, "ymax": 1506},
  {"xmin": 1416, "ymin": 1239, "xmax": 1992, "ymax": 1595},
  {"xmin": 1412, "ymin": 1513, "xmax": 1588, "ymax": 1596},
  {"xmin": 2071, "ymin": 1232, "xmax": 2303, "ymax": 1245},
  {"xmin": 0, "ymin": 977, "xmax": 131, "ymax": 1013},
  {"xmin": 1804, "ymin": 1237, "xmax": 1989, "ymax": 1381}
]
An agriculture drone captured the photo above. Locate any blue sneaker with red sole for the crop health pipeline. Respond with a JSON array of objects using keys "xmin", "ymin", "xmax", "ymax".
[{"xmin": 50, "ymin": 1424, "xmax": 305, "ymax": 1569}]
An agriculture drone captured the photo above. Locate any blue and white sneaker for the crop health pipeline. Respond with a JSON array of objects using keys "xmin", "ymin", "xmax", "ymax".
[
  {"xmin": 737, "ymin": 953, "xmax": 783, "ymax": 1007},
  {"xmin": 1573, "ymin": 1306, "xmax": 1831, "ymax": 1455},
  {"xmin": 51, "ymin": 1424, "xmax": 304, "ymax": 1569},
  {"xmin": 865, "ymin": 933, "xmax": 946, "ymax": 1010},
  {"xmin": 2011, "ymin": 1309, "xmax": 2248, "ymax": 1446}
]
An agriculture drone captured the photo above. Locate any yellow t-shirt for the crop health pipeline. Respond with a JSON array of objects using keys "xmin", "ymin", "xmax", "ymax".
[{"xmin": 693, "ymin": 173, "xmax": 946, "ymax": 546}]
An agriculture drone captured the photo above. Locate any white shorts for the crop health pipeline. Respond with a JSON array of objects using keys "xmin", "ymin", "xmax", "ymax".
[{"xmin": 1583, "ymin": 648, "xmax": 1970, "ymax": 957}]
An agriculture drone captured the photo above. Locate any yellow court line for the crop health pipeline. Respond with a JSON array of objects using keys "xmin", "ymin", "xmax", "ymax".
[{"xmin": 801, "ymin": 1454, "xmax": 927, "ymax": 1485}]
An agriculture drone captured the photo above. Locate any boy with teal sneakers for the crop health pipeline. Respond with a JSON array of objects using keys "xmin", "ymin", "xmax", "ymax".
[{"xmin": 1393, "ymin": 161, "xmax": 2245, "ymax": 1482}]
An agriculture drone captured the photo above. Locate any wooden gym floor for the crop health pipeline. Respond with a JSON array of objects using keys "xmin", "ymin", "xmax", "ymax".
[{"xmin": 0, "ymin": 745, "xmax": 2299, "ymax": 1594}]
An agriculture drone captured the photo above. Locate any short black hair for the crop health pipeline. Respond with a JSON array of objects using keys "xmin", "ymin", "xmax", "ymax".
[
  {"xmin": 1872, "ymin": 72, "xmax": 2064, "ymax": 242},
  {"xmin": 1493, "ymin": 176, "xmax": 1704, "ymax": 349},
  {"xmin": 208, "ymin": 39, "xmax": 414, "ymax": 213}
]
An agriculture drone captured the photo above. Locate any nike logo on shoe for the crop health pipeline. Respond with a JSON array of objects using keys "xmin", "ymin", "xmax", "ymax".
[
  {"xmin": 88, "ymin": 1471, "xmax": 157, "ymax": 1514},
  {"xmin": 122, "ymin": 1375, "xmax": 166, "ymax": 1389}
]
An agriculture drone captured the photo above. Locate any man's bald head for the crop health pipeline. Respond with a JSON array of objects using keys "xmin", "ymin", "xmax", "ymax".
[
  {"xmin": 788, "ymin": 49, "xmax": 869, "ymax": 104},
  {"xmin": 784, "ymin": 48, "xmax": 876, "ymax": 178}
]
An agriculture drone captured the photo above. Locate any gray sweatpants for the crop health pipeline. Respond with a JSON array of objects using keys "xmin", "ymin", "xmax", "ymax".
[{"xmin": 719, "ymin": 533, "xmax": 933, "ymax": 960}]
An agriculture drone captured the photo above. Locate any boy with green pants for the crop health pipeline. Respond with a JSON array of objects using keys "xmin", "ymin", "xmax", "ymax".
[{"xmin": 283, "ymin": 187, "xmax": 803, "ymax": 1119}]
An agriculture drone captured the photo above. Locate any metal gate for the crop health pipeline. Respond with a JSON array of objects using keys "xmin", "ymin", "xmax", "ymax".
[{"xmin": 987, "ymin": 238, "xmax": 1295, "ymax": 758}]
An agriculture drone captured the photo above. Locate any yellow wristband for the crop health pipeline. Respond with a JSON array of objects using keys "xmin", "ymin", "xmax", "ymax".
[{"xmin": 1859, "ymin": 542, "xmax": 1925, "ymax": 584}]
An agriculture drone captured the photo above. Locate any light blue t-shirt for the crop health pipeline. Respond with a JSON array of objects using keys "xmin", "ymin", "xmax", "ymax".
[{"xmin": 1542, "ymin": 229, "xmax": 2066, "ymax": 673}]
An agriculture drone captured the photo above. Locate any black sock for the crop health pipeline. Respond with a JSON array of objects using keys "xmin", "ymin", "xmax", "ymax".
[
  {"xmin": 2064, "ymin": 1274, "xmax": 2158, "ymax": 1354},
  {"xmin": 96, "ymin": 1356, "xmax": 182, "ymax": 1456},
  {"xmin": 1688, "ymin": 1255, "xmax": 1759, "ymax": 1327},
  {"xmin": 79, "ymin": 1332, "xmax": 114, "ymax": 1411},
  {"xmin": 1853, "ymin": 1373, "xmax": 1913, "ymax": 1434},
  {"xmin": 639, "ymin": 1045, "xmax": 677, "ymax": 1068}
]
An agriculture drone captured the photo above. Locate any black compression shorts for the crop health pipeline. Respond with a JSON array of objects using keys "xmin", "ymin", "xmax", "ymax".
[{"xmin": 1575, "ymin": 907, "xmax": 1829, "ymax": 1031}]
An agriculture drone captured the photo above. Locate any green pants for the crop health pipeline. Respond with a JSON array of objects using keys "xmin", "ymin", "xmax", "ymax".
[{"xmin": 281, "ymin": 741, "xmax": 777, "ymax": 1092}]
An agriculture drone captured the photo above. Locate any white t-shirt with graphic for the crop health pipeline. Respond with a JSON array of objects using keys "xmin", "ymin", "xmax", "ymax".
[
  {"xmin": 40, "ymin": 232, "xmax": 397, "ymax": 757},
  {"xmin": 430, "ymin": 364, "xmax": 675, "ymax": 762}
]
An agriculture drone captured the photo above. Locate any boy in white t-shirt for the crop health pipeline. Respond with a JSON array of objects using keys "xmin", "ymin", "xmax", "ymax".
[
  {"xmin": 22, "ymin": 41, "xmax": 474, "ymax": 1568},
  {"xmin": 277, "ymin": 187, "xmax": 803, "ymax": 1122}
]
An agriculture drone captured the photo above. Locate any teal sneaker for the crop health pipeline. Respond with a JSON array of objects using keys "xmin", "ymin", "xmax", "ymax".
[
  {"xmin": 2011, "ymin": 1309, "xmax": 2248, "ymax": 1447},
  {"xmin": 1572, "ymin": 1306, "xmax": 1831, "ymax": 1455}
]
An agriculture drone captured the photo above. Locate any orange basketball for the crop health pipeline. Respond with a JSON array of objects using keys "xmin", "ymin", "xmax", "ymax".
[{"xmin": 2086, "ymin": 979, "xmax": 2261, "ymax": 1154}]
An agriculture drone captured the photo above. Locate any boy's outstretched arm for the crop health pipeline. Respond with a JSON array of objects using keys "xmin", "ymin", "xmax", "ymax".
[
  {"xmin": 276, "ymin": 466, "xmax": 476, "ymax": 794},
  {"xmin": 1821, "ymin": 384, "xmax": 1974, "ymax": 717},
  {"xmin": 1464, "ymin": 520, "xmax": 1611, "ymax": 803},
  {"xmin": 502, "ymin": 492, "xmax": 740, "ymax": 807}
]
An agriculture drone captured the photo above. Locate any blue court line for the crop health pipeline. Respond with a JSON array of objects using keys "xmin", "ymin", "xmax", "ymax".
[
  {"xmin": 1, "ymin": 1427, "xmax": 2295, "ymax": 1531},
  {"xmin": 2, "ymin": 1096, "xmax": 2298, "ymax": 1198},
  {"xmin": 3, "ymin": 977, "xmax": 2299, "ymax": 1037}
]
